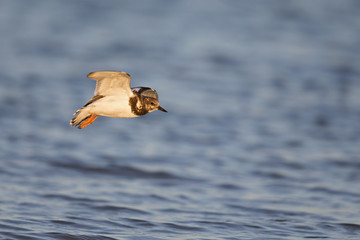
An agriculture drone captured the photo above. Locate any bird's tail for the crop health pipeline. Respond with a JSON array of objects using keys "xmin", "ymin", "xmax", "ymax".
[{"xmin": 70, "ymin": 108, "xmax": 98, "ymax": 129}]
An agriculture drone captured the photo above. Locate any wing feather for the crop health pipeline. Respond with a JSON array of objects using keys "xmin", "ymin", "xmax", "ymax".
[{"xmin": 87, "ymin": 71, "xmax": 134, "ymax": 97}]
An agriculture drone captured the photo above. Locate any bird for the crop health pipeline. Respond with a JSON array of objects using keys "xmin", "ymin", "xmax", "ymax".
[{"xmin": 70, "ymin": 71, "xmax": 167, "ymax": 129}]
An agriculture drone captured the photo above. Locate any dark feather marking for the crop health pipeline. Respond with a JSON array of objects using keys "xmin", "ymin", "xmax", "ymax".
[
  {"xmin": 83, "ymin": 95, "xmax": 104, "ymax": 107},
  {"xmin": 129, "ymin": 94, "xmax": 150, "ymax": 116},
  {"xmin": 132, "ymin": 87, "xmax": 152, "ymax": 94},
  {"xmin": 132, "ymin": 87, "xmax": 159, "ymax": 100}
]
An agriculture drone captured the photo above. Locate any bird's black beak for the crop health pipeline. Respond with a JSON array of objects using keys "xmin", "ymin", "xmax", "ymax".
[{"xmin": 158, "ymin": 106, "xmax": 167, "ymax": 112}]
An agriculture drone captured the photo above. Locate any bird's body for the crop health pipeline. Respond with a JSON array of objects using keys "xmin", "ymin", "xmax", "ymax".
[
  {"xmin": 87, "ymin": 95, "xmax": 136, "ymax": 118},
  {"xmin": 70, "ymin": 71, "xmax": 167, "ymax": 129}
]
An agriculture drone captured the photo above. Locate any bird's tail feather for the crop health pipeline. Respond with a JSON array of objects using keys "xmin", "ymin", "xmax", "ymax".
[{"xmin": 70, "ymin": 108, "xmax": 98, "ymax": 129}]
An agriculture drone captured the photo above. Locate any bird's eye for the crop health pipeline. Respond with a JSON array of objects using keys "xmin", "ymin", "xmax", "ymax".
[{"xmin": 150, "ymin": 102, "xmax": 155, "ymax": 106}]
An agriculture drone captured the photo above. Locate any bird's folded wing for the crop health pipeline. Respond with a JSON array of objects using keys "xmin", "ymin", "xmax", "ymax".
[{"xmin": 87, "ymin": 71, "xmax": 134, "ymax": 97}]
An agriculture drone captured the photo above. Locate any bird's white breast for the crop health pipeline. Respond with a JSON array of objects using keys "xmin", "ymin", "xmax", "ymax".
[{"xmin": 90, "ymin": 95, "xmax": 138, "ymax": 118}]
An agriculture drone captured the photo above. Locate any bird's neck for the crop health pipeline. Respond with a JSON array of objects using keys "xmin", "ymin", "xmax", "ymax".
[{"xmin": 129, "ymin": 94, "xmax": 149, "ymax": 116}]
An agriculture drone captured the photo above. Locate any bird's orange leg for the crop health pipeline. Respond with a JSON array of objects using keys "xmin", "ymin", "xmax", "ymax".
[{"xmin": 79, "ymin": 114, "xmax": 98, "ymax": 129}]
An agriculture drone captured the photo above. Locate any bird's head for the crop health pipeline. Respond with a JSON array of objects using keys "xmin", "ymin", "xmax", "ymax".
[{"xmin": 144, "ymin": 97, "xmax": 167, "ymax": 113}]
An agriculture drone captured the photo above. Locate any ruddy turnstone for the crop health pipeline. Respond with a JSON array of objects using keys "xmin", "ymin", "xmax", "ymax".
[{"xmin": 70, "ymin": 71, "xmax": 167, "ymax": 129}]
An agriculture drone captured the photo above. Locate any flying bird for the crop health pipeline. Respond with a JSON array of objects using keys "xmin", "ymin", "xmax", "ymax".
[{"xmin": 70, "ymin": 71, "xmax": 167, "ymax": 129}]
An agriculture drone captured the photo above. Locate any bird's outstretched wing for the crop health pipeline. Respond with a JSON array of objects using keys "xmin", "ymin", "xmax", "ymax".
[{"xmin": 87, "ymin": 71, "xmax": 134, "ymax": 97}]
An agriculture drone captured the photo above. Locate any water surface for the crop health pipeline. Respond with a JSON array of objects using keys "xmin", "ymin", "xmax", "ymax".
[{"xmin": 1, "ymin": 1, "xmax": 360, "ymax": 239}]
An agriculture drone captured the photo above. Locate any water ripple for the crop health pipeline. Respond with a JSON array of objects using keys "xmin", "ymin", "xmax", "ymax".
[
  {"xmin": 89, "ymin": 205, "xmax": 151, "ymax": 215},
  {"xmin": 162, "ymin": 223, "xmax": 204, "ymax": 232},
  {"xmin": 51, "ymin": 162, "xmax": 185, "ymax": 180},
  {"xmin": 45, "ymin": 233, "xmax": 117, "ymax": 240}
]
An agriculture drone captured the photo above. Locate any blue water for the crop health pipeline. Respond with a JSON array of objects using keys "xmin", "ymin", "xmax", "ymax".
[{"xmin": 1, "ymin": 0, "xmax": 360, "ymax": 239}]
